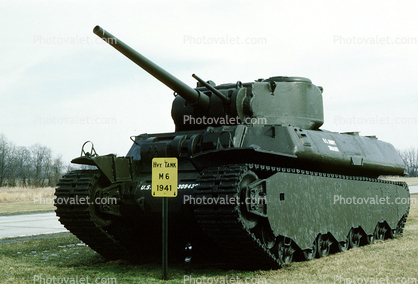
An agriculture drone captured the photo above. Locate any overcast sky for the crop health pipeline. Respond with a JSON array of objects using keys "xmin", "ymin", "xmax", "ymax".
[{"xmin": 1, "ymin": 0, "xmax": 417, "ymax": 164}]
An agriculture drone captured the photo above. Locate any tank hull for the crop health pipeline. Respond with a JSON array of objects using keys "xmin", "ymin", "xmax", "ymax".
[{"xmin": 56, "ymin": 125, "xmax": 410, "ymax": 269}]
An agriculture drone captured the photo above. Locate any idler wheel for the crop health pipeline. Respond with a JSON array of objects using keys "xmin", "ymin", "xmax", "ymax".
[
  {"xmin": 89, "ymin": 177, "xmax": 113, "ymax": 227},
  {"xmin": 238, "ymin": 170, "xmax": 260, "ymax": 229}
]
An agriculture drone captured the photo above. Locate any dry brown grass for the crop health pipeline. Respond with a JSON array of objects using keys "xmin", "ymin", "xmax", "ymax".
[
  {"xmin": 0, "ymin": 187, "xmax": 56, "ymax": 214},
  {"xmin": 0, "ymin": 187, "xmax": 55, "ymax": 203},
  {"xmin": 408, "ymin": 193, "xmax": 418, "ymax": 219},
  {"xmin": 380, "ymin": 176, "xmax": 418, "ymax": 186}
]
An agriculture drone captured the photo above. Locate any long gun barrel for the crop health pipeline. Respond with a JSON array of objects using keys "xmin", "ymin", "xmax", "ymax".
[{"xmin": 93, "ymin": 25, "xmax": 209, "ymax": 109}]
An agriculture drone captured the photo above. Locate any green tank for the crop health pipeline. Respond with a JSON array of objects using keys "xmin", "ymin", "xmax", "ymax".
[{"xmin": 55, "ymin": 26, "xmax": 410, "ymax": 269}]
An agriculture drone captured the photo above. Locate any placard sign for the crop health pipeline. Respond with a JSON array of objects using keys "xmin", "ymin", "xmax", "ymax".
[{"xmin": 152, "ymin": 157, "xmax": 178, "ymax": 197}]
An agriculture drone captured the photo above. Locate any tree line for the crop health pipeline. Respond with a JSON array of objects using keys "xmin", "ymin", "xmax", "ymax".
[
  {"xmin": 1, "ymin": 133, "xmax": 417, "ymax": 187},
  {"xmin": 398, "ymin": 148, "xmax": 418, "ymax": 177},
  {"xmin": 0, "ymin": 134, "xmax": 69, "ymax": 187}
]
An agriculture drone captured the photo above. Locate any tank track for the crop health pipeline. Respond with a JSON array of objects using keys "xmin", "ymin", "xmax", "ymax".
[
  {"xmin": 193, "ymin": 165, "xmax": 281, "ymax": 269},
  {"xmin": 55, "ymin": 166, "xmax": 409, "ymax": 268},
  {"xmin": 55, "ymin": 170, "xmax": 134, "ymax": 260},
  {"xmin": 193, "ymin": 164, "xmax": 409, "ymax": 269}
]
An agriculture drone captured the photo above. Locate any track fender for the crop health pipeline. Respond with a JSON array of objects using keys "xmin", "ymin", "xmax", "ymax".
[{"xmin": 265, "ymin": 171, "xmax": 409, "ymax": 249}]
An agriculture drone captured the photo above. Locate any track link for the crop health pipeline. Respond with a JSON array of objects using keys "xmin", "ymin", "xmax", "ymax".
[
  {"xmin": 193, "ymin": 165, "xmax": 282, "ymax": 269},
  {"xmin": 54, "ymin": 170, "xmax": 133, "ymax": 260}
]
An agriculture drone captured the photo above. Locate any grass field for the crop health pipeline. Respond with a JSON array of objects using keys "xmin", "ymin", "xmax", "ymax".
[
  {"xmin": 379, "ymin": 176, "xmax": 418, "ymax": 186},
  {"xmin": 0, "ymin": 187, "xmax": 56, "ymax": 214},
  {"xmin": 0, "ymin": 191, "xmax": 417, "ymax": 283}
]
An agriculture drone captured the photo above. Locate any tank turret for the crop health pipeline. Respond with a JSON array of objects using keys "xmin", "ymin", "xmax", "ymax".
[{"xmin": 93, "ymin": 25, "xmax": 324, "ymax": 131}]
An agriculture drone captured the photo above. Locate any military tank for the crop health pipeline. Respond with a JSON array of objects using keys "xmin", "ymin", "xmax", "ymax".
[{"xmin": 55, "ymin": 25, "xmax": 410, "ymax": 269}]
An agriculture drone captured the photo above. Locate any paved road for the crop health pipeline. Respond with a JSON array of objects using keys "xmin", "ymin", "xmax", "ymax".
[{"xmin": 0, "ymin": 211, "xmax": 68, "ymax": 239}]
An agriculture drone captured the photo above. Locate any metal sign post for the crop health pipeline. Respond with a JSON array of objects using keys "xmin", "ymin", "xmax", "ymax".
[
  {"xmin": 162, "ymin": 196, "xmax": 168, "ymax": 279},
  {"xmin": 152, "ymin": 157, "xmax": 178, "ymax": 281}
]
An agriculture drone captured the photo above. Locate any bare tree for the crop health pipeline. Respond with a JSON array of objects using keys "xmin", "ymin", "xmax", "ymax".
[
  {"xmin": 5, "ymin": 142, "xmax": 18, "ymax": 187},
  {"xmin": 0, "ymin": 133, "xmax": 69, "ymax": 187},
  {"xmin": 48, "ymin": 155, "xmax": 64, "ymax": 187},
  {"xmin": 30, "ymin": 144, "xmax": 52, "ymax": 187},
  {"xmin": 0, "ymin": 134, "xmax": 8, "ymax": 186},
  {"xmin": 399, "ymin": 148, "xmax": 418, "ymax": 177},
  {"xmin": 15, "ymin": 146, "xmax": 32, "ymax": 187}
]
